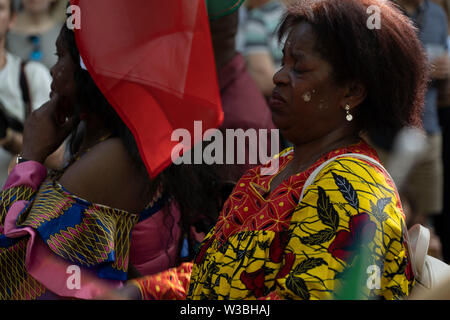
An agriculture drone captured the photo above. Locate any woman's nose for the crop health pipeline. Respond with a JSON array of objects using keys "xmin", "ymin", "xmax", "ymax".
[{"xmin": 273, "ymin": 66, "xmax": 289, "ymax": 86}]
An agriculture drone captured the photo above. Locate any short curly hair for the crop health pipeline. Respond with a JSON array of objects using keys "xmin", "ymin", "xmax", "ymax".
[{"xmin": 278, "ymin": 0, "xmax": 428, "ymax": 148}]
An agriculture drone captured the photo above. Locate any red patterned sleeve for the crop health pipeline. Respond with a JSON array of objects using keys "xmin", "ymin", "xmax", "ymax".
[
  {"xmin": 129, "ymin": 263, "xmax": 193, "ymax": 300},
  {"xmin": 259, "ymin": 291, "xmax": 283, "ymax": 300}
]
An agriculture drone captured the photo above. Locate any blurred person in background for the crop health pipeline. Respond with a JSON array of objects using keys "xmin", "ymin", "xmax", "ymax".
[
  {"xmin": 243, "ymin": 0, "xmax": 284, "ymax": 98},
  {"xmin": 431, "ymin": 0, "xmax": 450, "ymax": 263},
  {"xmin": 6, "ymin": 0, "xmax": 65, "ymax": 69},
  {"xmin": 377, "ymin": 0, "xmax": 450, "ymax": 260},
  {"xmin": 207, "ymin": 0, "xmax": 276, "ymax": 185},
  {"xmin": 0, "ymin": 0, "xmax": 51, "ymax": 185},
  {"xmin": 235, "ymin": 2, "xmax": 248, "ymax": 54},
  {"xmin": 48, "ymin": 0, "xmax": 67, "ymax": 23}
]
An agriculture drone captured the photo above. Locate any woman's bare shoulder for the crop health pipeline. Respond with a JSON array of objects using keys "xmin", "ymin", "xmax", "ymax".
[{"xmin": 58, "ymin": 138, "xmax": 151, "ymax": 213}]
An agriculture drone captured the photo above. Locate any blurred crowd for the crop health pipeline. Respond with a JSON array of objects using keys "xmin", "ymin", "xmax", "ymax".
[{"xmin": 0, "ymin": 0, "xmax": 449, "ymax": 297}]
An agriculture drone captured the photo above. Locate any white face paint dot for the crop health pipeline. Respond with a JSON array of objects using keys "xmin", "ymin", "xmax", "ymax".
[{"xmin": 302, "ymin": 92, "xmax": 312, "ymax": 102}]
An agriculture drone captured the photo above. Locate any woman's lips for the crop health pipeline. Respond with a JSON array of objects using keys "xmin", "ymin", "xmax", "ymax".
[{"xmin": 269, "ymin": 91, "xmax": 287, "ymax": 110}]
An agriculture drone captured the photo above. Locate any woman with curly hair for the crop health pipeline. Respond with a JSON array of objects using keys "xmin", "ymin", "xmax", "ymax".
[{"xmin": 113, "ymin": 0, "xmax": 428, "ymax": 300}]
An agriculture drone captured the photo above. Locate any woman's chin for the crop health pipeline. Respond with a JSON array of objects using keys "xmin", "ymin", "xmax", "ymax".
[
  {"xmin": 270, "ymin": 111, "xmax": 283, "ymax": 125},
  {"xmin": 270, "ymin": 121, "xmax": 297, "ymax": 145},
  {"xmin": 271, "ymin": 114, "xmax": 289, "ymax": 132},
  {"xmin": 273, "ymin": 124, "xmax": 293, "ymax": 142}
]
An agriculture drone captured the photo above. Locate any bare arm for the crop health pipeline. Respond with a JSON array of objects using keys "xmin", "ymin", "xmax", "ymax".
[
  {"xmin": 0, "ymin": 128, "xmax": 23, "ymax": 155},
  {"xmin": 8, "ymin": 139, "xmax": 67, "ymax": 174}
]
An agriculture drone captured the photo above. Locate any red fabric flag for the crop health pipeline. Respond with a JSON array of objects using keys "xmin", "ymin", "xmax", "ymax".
[{"xmin": 70, "ymin": 0, "xmax": 223, "ymax": 178}]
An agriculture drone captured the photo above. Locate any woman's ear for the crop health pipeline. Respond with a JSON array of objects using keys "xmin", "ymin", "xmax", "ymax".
[{"xmin": 341, "ymin": 81, "xmax": 367, "ymax": 110}]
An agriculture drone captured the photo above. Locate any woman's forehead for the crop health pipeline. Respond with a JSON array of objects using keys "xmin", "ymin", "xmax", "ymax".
[{"xmin": 283, "ymin": 22, "xmax": 318, "ymax": 57}]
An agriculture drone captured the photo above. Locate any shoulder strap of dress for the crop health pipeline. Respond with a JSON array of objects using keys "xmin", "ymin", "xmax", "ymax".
[
  {"xmin": 298, "ymin": 152, "xmax": 419, "ymax": 279},
  {"xmin": 299, "ymin": 153, "xmax": 396, "ymax": 203}
]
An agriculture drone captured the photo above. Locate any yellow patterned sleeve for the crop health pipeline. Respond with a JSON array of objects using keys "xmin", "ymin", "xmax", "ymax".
[{"xmin": 273, "ymin": 157, "xmax": 414, "ymax": 300}]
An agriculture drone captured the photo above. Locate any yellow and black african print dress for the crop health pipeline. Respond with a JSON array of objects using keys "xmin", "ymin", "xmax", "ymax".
[{"xmin": 132, "ymin": 140, "xmax": 414, "ymax": 300}]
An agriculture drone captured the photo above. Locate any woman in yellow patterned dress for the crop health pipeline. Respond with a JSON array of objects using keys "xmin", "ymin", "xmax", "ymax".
[{"xmin": 106, "ymin": 0, "xmax": 428, "ymax": 300}]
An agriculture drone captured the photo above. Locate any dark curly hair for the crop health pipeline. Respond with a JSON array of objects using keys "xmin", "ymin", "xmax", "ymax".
[
  {"xmin": 278, "ymin": 0, "xmax": 428, "ymax": 149},
  {"xmin": 58, "ymin": 24, "xmax": 223, "ymax": 266}
]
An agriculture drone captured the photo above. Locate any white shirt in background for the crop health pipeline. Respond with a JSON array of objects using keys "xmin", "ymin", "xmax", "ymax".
[{"xmin": 0, "ymin": 52, "xmax": 52, "ymax": 185}]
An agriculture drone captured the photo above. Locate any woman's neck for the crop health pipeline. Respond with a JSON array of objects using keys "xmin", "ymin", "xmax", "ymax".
[
  {"xmin": 79, "ymin": 115, "xmax": 111, "ymax": 152},
  {"xmin": 291, "ymin": 126, "xmax": 360, "ymax": 173},
  {"xmin": 265, "ymin": 125, "xmax": 360, "ymax": 195}
]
